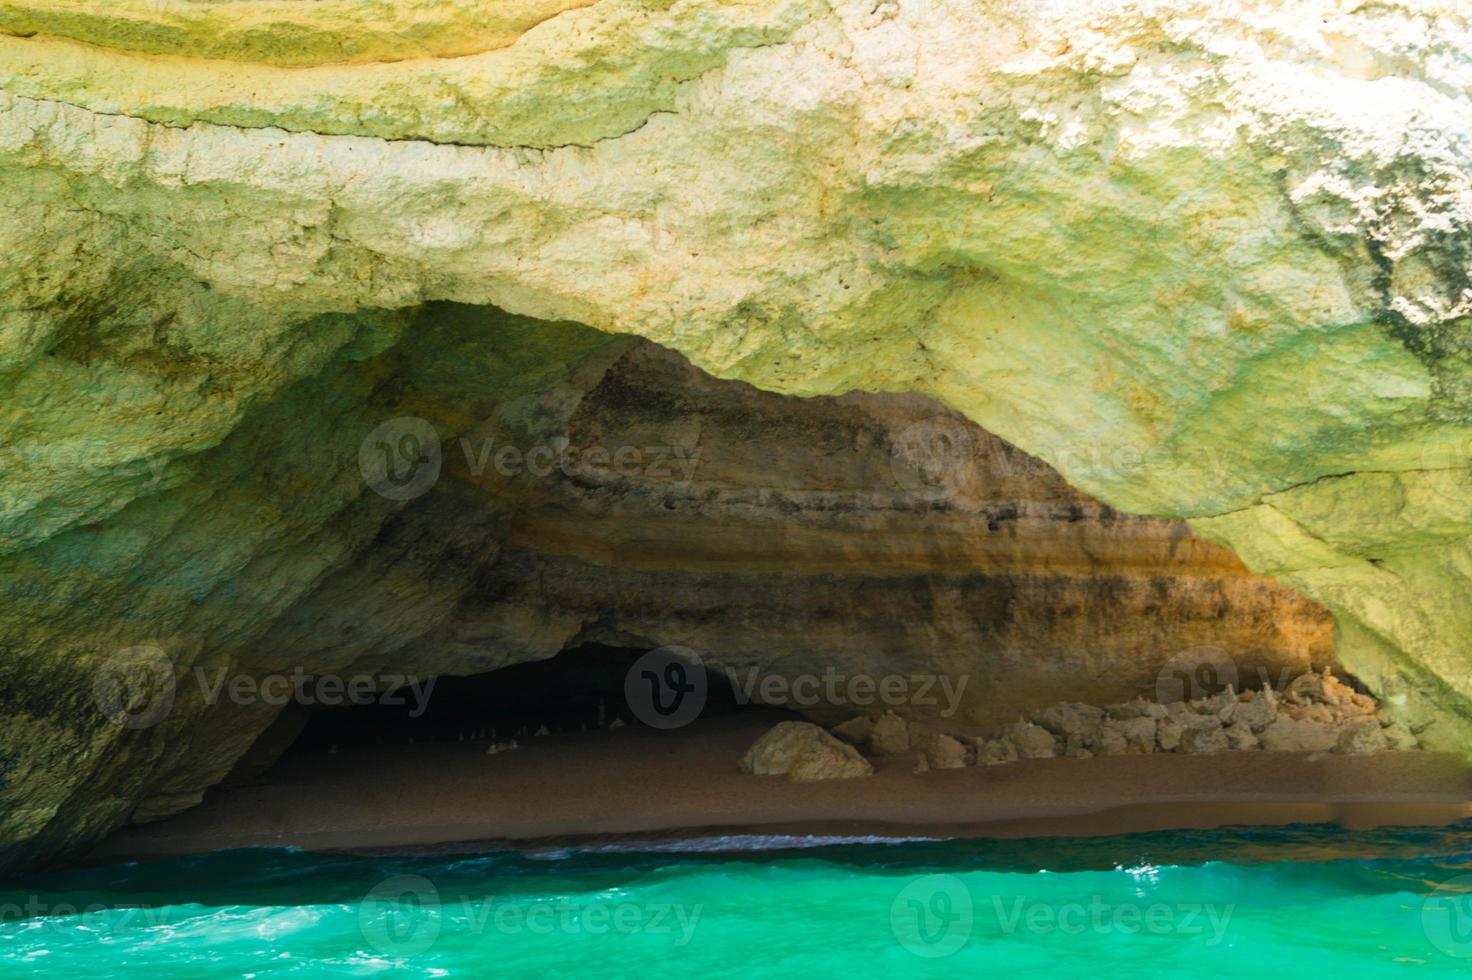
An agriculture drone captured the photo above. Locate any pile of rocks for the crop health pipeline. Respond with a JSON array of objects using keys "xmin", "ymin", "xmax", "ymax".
[{"xmin": 827, "ymin": 669, "xmax": 1420, "ymax": 772}]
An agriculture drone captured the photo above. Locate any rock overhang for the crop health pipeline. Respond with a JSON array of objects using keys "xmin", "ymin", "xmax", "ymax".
[{"xmin": 1, "ymin": 0, "xmax": 1471, "ymax": 872}]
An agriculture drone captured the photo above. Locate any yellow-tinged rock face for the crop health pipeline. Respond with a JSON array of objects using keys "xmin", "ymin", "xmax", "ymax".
[
  {"xmin": 1, "ymin": 0, "xmax": 1471, "ymax": 870},
  {"xmin": 0, "ymin": 0, "xmax": 594, "ymax": 65},
  {"xmin": 0, "ymin": 0, "xmax": 823, "ymax": 147}
]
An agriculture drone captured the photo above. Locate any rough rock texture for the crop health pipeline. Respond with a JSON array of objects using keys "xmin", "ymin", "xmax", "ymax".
[
  {"xmin": 1179, "ymin": 722, "xmax": 1229, "ymax": 755},
  {"xmin": 1337, "ymin": 719, "xmax": 1389, "ymax": 755},
  {"xmin": 739, "ymin": 721, "xmax": 873, "ymax": 780},
  {"xmin": 868, "ymin": 712, "xmax": 912, "ymax": 756},
  {"xmin": 921, "ymin": 733, "xmax": 969, "ymax": 770},
  {"xmin": 1033, "ymin": 703, "xmax": 1105, "ymax": 741},
  {"xmin": 1221, "ymin": 691, "xmax": 1278, "ymax": 730},
  {"xmin": 465, "ymin": 339, "xmax": 1331, "ymax": 725},
  {"xmin": 1, "ymin": 0, "xmax": 1470, "ymax": 869},
  {"xmin": 1002, "ymin": 721, "xmax": 1059, "ymax": 759},
  {"xmin": 908, "ymin": 723, "xmax": 976, "ymax": 767},
  {"xmin": 829, "ymin": 715, "xmax": 875, "ymax": 747},
  {"xmin": 0, "ymin": 307, "xmax": 1328, "ymax": 874},
  {"xmin": 978, "ymin": 738, "xmax": 1018, "ymax": 766},
  {"xmin": 1259, "ymin": 716, "xmax": 1341, "ymax": 753},
  {"xmin": 1224, "ymin": 722, "xmax": 1259, "ymax": 751},
  {"xmin": 911, "ymin": 668, "xmax": 1417, "ymax": 765}
]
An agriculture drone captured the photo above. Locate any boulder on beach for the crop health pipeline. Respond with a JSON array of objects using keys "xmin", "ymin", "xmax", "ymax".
[
  {"xmin": 869, "ymin": 711, "xmax": 911, "ymax": 755},
  {"xmin": 1180, "ymin": 723, "xmax": 1229, "ymax": 755},
  {"xmin": 1109, "ymin": 717, "xmax": 1157, "ymax": 753},
  {"xmin": 1033, "ymin": 702, "xmax": 1104, "ymax": 740},
  {"xmin": 740, "ymin": 722, "xmax": 874, "ymax": 781},
  {"xmin": 978, "ymin": 739, "xmax": 1018, "ymax": 766},
  {"xmin": 1003, "ymin": 721, "xmax": 1058, "ymax": 759},
  {"xmin": 1220, "ymin": 690, "xmax": 1278, "ymax": 731},
  {"xmin": 830, "ymin": 715, "xmax": 875, "ymax": 747},
  {"xmin": 1156, "ymin": 717, "xmax": 1185, "ymax": 752},
  {"xmin": 1106, "ymin": 699, "xmax": 1168, "ymax": 721},
  {"xmin": 924, "ymin": 734, "xmax": 969, "ymax": 770},
  {"xmin": 1093, "ymin": 723, "xmax": 1130, "ymax": 756},
  {"xmin": 1224, "ymin": 722, "xmax": 1259, "ymax": 751},
  {"xmin": 1258, "ymin": 716, "xmax": 1340, "ymax": 753},
  {"xmin": 1336, "ymin": 720, "xmax": 1389, "ymax": 755}
]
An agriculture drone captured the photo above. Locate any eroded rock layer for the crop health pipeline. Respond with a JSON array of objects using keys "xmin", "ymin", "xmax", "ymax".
[
  {"xmin": 1, "ymin": 305, "xmax": 1329, "ymax": 873},
  {"xmin": 1, "ymin": 0, "xmax": 1470, "ymax": 868},
  {"xmin": 449, "ymin": 336, "xmax": 1334, "ymax": 727}
]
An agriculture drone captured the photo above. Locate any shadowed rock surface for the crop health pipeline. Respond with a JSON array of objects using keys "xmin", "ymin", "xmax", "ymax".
[
  {"xmin": 0, "ymin": 308, "xmax": 1330, "ymax": 873},
  {"xmin": 2, "ymin": 0, "xmax": 1471, "ymax": 873}
]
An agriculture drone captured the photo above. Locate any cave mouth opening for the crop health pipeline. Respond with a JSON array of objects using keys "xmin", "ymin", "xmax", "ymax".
[{"xmin": 230, "ymin": 643, "xmax": 754, "ymax": 783}]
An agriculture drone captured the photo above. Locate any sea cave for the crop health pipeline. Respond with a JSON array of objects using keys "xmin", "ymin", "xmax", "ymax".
[{"xmin": 2, "ymin": 0, "xmax": 1472, "ymax": 975}]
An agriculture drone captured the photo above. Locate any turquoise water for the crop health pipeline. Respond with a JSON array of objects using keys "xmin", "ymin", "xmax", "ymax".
[{"xmin": 4, "ymin": 824, "xmax": 1472, "ymax": 977}]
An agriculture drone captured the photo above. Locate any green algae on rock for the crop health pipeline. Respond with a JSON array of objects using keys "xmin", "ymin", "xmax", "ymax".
[{"xmin": 1, "ymin": 0, "xmax": 1470, "ymax": 872}]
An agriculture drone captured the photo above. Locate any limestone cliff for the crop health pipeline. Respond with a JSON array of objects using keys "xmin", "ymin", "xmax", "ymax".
[
  {"xmin": 1, "ymin": 303, "xmax": 1328, "ymax": 871},
  {"xmin": 0, "ymin": 0, "xmax": 1468, "ymax": 869},
  {"xmin": 428, "ymin": 332, "xmax": 1333, "ymax": 725}
]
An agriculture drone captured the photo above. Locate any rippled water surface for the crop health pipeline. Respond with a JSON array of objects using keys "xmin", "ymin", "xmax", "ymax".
[{"xmin": 4, "ymin": 823, "xmax": 1472, "ymax": 977}]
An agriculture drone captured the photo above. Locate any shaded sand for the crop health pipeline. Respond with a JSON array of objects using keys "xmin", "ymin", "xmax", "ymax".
[{"xmin": 94, "ymin": 710, "xmax": 1472, "ymax": 861}]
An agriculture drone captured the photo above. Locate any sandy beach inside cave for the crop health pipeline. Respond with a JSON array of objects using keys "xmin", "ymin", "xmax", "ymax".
[{"xmin": 92, "ymin": 710, "xmax": 1472, "ymax": 862}]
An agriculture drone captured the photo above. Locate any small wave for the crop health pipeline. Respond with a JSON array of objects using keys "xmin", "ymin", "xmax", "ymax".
[{"xmin": 525, "ymin": 832, "xmax": 948, "ymax": 859}]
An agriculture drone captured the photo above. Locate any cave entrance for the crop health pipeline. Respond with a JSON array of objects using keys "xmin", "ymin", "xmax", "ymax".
[{"xmin": 231, "ymin": 643, "xmax": 752, "ymax": 782}]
